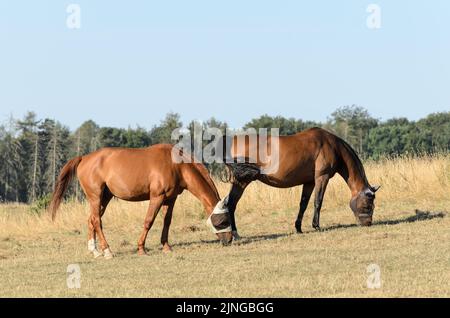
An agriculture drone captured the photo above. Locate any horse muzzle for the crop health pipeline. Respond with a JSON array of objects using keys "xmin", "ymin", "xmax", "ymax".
[
  {"xmin": 217, "ymin": 232, "xmax": 233, "ymax": 246},
  {"xmin": 358, "ymin": 214, "xmax": 373, "ymax": 226}
]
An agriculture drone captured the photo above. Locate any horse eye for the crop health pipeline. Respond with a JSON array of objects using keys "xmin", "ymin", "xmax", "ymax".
[{"xmin": 365, "ymin": 192, "xmax": 375, "ymax": 199}]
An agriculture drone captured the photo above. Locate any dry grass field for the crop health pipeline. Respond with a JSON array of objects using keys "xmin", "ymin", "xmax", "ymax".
[{"xmin": 1, "ymin": 155, "xmax": 450, "ymax": 297}]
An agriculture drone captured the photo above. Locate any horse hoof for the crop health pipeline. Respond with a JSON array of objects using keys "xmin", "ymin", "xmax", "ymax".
[
  {"xmin": 232, "ymin": 231, "xmax": 241, "ymax": 241},
  {"xmin": 313, "ymin": 226, "xmax": 321, "ymax": 231},
  {"xmin": 92, "ymin": 249, "xmax": 102, "ymax": 258},
  {"xmin": 103, "ymin": 248, "xmax": 113, "ymax": 259},
  {"xmin": 162, "ymin": 245, "xmax": 172, "ymax": 253}
]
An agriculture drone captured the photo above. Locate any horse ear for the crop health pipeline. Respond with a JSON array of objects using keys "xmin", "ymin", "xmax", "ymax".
[
  {"xmin": 371, "ymin": 185, "xmax": 381, "ymax": 192},
  {"xmin": 223, "ymin": 195, "xmax": 229, "ymax": 207}
]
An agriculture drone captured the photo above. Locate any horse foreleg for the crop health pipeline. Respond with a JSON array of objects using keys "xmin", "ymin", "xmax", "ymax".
[
  {"xmin": 312, "ymin": 175, "xmax": 330, "ymax": 231},
  {"xmin": 295, "ymin": 183, "xmax": 314, "ymax": 233},
  {"xmin": 137, "ymin": 195, "xmax": 164, "ymax": 255},
  {"xmin": 160, "ymin": 198, "xmax": 176, "ymax": 252},
  {"xmin": 226, "ymin": 182, "xmax": 248, "ymax": 240}
]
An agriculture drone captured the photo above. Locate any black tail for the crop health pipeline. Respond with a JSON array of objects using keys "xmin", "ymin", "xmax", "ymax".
[
  {"xmin": 219, "ymin": 135, "xmax": 261, "ymax": 184},
  {"xmin": 223, "ymin": 160, "xmax": 261, "ymax": 184}
]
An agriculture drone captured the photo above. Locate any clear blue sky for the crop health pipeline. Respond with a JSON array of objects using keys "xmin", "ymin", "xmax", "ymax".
[{"xmin": 1, "ymin": 1, "xmax": 449, "ymax": 130}]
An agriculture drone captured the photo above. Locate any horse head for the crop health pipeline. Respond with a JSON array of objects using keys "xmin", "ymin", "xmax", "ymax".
[
  {"xmin": 207, "ymin": 197, "xmax": 233, "ymax": 245},
  {"xmin": 350, "ymin": 185, "xmax": 380, "ymax": 226}
]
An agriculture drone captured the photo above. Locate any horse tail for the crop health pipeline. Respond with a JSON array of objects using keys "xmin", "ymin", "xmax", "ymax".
[
  {"xmin": 224, "ymin": 160, "xmax": 261, "ymax": 184},
  {"xmin": 219, "ymin": 134, "xmax": 261, "ymax": 184},
  {"xmin": 49, "ymin": 156, "xmax": 82, "ymax": 221}
]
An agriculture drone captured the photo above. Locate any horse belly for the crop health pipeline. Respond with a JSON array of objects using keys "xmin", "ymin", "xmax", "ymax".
[
  {"xmin": 105, "ymin": 173, "xmax": 150, "ymax": 201},
  {"xmin": 259, "ymin": 164, "xmax": 315, "ymax": 188},
  {"xmin": 259, "ymin": 174, "xmax": 313, "ymax": 188}
]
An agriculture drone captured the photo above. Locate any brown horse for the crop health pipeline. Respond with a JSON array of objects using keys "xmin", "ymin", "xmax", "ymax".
[
  {"xmin": 49, "ymin": 144, "xmax": 233, "ymax": 259},
  {"xmin": 224, "ymin": 127, "xmax": 380, "ymax": 238}
]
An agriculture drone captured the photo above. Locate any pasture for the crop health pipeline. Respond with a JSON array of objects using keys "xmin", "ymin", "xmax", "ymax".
[{"xmin": 1, "ymin": 155, "xmax": 450, "ymax": 297}]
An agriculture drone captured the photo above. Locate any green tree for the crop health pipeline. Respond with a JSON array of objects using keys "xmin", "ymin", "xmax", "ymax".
[
  {"xmin": 71, "ymin": 120, "xmax": 100, "ymax": 157},
  {"xmin": 123, "ymin": 126, "xmax": 151, "ymax": 148},
  {"xmin": 244, "ymin": 114, "xmax": 319, "ymax": 136},
  {"xmin": 16, "ymin": 112, "xmax": 41, "ymax": 202},
  {"xmin": 97, "ymin": 127, "xmax": 126, "ymax": 148},
  {"xmin": 38, "ymin": 119, "xmax": 71, "ymax": 195},
  {"xmin": 0, "ymin": 119, "xmax": 23, "ymax": 202},
  {"xmin": 417, "ymin": 112, "xmax": 450, "ymax": 152},
  {"xmin": 327, "ymin": 105, "xmax": 378, "ymax": 155},
  {"xmin": 366, "ymin": 118, "xmax": 413, "ymax": 159},
  {"xmin": 149, "ymin": 112, "xmax": 182, "ymax": 144}
]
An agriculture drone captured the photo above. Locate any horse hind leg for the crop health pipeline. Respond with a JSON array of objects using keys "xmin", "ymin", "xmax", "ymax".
[
  {"xmin": 87, "ymin": 214, "xmax": 102, "ymax": 258},
  {"xmin": 87, "ymin": 187, "xmax": 113, "ymax": 258},
  {"xmin": 295, "ymin": 183, "xmax": 314, "ymax": 233},
  {"xmin": 86, "ymin": 185, "xmax": 114, "ymax": 259},
  {"xmin": 100, "ymin": 187, "xmax": 113, "ymax": 218}
]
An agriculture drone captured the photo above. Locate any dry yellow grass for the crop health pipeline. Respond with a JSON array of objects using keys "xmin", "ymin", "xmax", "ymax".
[{"xmin": 0, "ymin": 155, "xmax": 449, "ymax": 297}]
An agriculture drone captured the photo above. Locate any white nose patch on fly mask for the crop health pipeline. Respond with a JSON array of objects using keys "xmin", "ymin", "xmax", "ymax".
[{"xmin": 206, "ymin": 197, "xmax": 232, "ymax": 234}]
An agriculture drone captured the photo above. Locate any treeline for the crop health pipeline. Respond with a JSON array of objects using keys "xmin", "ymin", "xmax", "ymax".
[{"xmin": 0, "ymin": 106, "xmax": 449, "ymax": 203}]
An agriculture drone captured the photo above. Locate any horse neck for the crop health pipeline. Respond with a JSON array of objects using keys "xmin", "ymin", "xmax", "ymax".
[
  {"xmin": 182, "ymin": 164, "xmax": 220, "ymax": 215},
  {"xmin": 337, "ymin": 140, "xmax": 368, "ymax": 196}
]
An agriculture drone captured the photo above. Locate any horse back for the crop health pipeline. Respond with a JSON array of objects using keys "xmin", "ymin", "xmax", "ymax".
[
  {"xmin": 77, "ymin": 145, "xmax": 182, "ymax": 201},
  {"xmin": 231, "ymin": 127, "xmax": 342, "ymax": 187}
]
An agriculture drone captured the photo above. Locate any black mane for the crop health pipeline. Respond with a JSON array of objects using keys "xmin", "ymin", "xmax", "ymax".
[{"xmin": 337, "ymin": 136, "xmax": 369, "ymax": 186}]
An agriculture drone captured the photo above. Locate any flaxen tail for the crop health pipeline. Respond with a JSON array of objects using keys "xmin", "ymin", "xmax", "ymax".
[{"xmin": 49, "ymin": 156, "xmax": 82, "ymax": 220}]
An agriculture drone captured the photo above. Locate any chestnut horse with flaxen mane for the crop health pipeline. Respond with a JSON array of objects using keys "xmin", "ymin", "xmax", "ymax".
[
  {"xmin": 224, "ymin": 127, "xmax": 380, "ymax": 239},
  {"xmin": 49, "ymin": 144, "xmax": 233, "ymax": 259}
]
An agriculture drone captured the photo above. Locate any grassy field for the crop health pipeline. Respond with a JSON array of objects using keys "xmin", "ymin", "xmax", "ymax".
[{"xmin": 1, "ymin": 155, "xmax": 450, "ymax": 297}]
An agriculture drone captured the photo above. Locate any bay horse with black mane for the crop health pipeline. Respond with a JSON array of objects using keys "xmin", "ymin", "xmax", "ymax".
[
  {"xmin": 224, "ymin": 127, "xmax": 380, "ymax": 239},
  {"xmin": 49, "ymin": 144, "xmax": 233, "ymax": 259}
]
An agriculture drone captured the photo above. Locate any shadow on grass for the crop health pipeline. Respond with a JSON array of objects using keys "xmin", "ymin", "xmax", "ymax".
[
  {"xmin": 238, "ymin": 210, "xmax": 447, "ymax": 246},
  {"xmin": 167, "ymin": 210, "xmax": 447, "ymax": 249},
  {"xmin": 168, "ymin": 233, "xmax": 295, "ymax": 248},
  {"xmin": 321, "ymin": 209, "xmax": 446, "ymax": 232}
]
